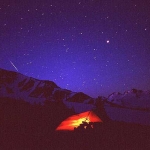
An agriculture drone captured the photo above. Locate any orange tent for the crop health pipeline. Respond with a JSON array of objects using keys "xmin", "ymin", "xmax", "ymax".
[{"xmin": 56, "ymin": 111, "xmax": 102, "ymax": 131}]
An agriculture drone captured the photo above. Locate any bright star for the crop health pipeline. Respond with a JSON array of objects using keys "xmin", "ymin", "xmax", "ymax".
[{"xmin": 106, "ymin": 40, "xmax": 110, "ymax": 43}]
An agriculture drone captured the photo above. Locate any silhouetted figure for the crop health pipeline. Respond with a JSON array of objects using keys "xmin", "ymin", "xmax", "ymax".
[{"xmin": 95, "ymin": 96, "xmax": 110, "ymax": 123}]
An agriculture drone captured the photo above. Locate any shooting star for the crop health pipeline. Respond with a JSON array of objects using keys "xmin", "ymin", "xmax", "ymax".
[{"xmin": 9, "ymin": 60, "xmax": 19, "ymax": 72}]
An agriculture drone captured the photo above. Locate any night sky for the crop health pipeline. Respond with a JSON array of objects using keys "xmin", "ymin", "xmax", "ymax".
[{"xmin": 0, "ymin": 0, "xmax": 150, "ymax": 98}]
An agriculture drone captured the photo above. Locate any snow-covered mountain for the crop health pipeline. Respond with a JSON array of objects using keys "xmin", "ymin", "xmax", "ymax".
[
  {"xmin": 107, "ymin": 89, "xmax": 150, "ymax": 110},
  {"xmin": 104, "ymin": 89, "xmax": 150, "ymax": 125},
  {"xmin": 0, "ymin": 68, "xmax": 95, "ymax": 113},
  {"xmin": 1, "ymin": 68, "xmax": 150, "ymax": 124}
]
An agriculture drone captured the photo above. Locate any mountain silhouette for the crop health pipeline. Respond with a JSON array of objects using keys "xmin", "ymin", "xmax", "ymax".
[{"xmin": 0, "ymin": 68, "xmax": 96, "ymax": 112}]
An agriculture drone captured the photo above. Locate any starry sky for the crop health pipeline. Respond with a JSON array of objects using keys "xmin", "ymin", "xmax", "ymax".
[{"xmin": 0, "ymin": 0, "xmax": 150, "ymax": 98}]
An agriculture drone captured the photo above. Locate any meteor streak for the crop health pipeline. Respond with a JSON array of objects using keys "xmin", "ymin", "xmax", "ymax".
[{"xmin": 9, "ymin": 60, "xmax": 18, "ymax": 72}]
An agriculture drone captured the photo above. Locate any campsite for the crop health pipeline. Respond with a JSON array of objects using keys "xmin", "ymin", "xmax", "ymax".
[{"xmin": 1, "ymin": 97, "xmax": 150, "ymax": 150}]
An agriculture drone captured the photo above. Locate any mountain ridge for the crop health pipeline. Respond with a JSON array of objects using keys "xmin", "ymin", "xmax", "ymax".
[
  {"xmin": 107, "ymin": 88, "xmax": 150, "ymax": 110},
  {"xmin": 0, "ymin": 68, "xmax": 150, "ymax": 112},
  {"xmin": 0, "ymin": 68, "xmax": 96, "ymax": 113}
]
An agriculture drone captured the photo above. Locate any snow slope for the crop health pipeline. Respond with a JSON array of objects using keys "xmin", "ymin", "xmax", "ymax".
[
  {"xmin": 0, "ymin": 68, "xmax": 95, "ymax": 112},
  {"xmin": 107, "ymin": 89, "xmax": 150, "ymax": 110}
]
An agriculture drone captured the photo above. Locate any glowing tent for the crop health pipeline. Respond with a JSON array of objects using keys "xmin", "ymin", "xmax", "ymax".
[{"xmin": 56, "ymin": 111, "xmax": 102, "ymax": 131}]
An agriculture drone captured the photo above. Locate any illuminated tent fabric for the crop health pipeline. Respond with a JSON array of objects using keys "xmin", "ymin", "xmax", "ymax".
[{"xmin": 56, "ymin": 111, "xmax": 102, "ymax": 131}]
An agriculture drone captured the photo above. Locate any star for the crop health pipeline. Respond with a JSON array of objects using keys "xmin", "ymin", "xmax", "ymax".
[{"xmin": 106, "ymin": 40, "xmax": 110, "ymax": 44}]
